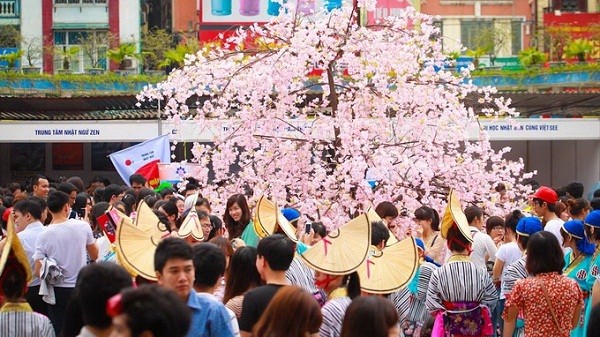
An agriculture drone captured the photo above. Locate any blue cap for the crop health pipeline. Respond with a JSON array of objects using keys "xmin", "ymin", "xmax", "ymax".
[
  {"xmin": 584, "ymin": 210, "xmax": 600, "ymax": 228},
  {"xmin": 516, "ymin": 217, "xmax": 543, "ymax": 237},
  {"xmin": 414, "ymin": 238, "xmax": 426, "ymax": 251},
  {"xmin": 281, "ymin": 208, "xmax": 301, "ymax": 222},
  {"xmin": 562, "ymin": 220, "xmax": 596, "ymax": 255}
]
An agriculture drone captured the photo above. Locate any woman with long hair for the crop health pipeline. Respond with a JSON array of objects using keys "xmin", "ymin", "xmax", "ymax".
[
  {"xmin": 340, "ymin": 296, "xmax": 400, "ymax": 337},
  {"xmin": 223, "ymin": 194, "xmax": 260, "ymax": 247},
  {"xmin": 223, "ymin": 246, "xmax": 263, "ymax": 318},
  {"xmin": 414, "ymin": 206, "xmax": 445, "ymax": 265},
  {"xmin": 561, "ymin": 220, "xmax": 595, "ymax": 337},
  {"xmin": 503, "ymin": 231, "xmax": 584, "ymax": 337},
  {"xmin": 253, "ymin": 285, "xmax": 322, "ymax": 337}
]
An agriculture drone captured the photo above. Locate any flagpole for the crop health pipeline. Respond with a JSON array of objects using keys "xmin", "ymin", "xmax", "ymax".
[{"xmin": 157, "ymin": 98, "xmax": 162, "ymax": 137}]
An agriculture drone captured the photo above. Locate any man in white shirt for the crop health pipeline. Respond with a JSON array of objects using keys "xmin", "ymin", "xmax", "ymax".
[
  {"xmin": 34, "ymin": 190, "xmax": 98, "ymax": 335},
  {"xmin": 530, "ymin": 186, "xmax": 564, "ymax": 246},
  {"xmin": 464, "ymin": 206, "xmax": 497, "ymax": 269},
  {"xmin": 13, "ymin": 198, "xmax": 48, "ymax": 315}
]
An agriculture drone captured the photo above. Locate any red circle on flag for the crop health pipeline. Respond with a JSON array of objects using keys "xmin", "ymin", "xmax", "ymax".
[{"xmin": 125, "ymin": 159, "xmax": 132, "ymax": 166}]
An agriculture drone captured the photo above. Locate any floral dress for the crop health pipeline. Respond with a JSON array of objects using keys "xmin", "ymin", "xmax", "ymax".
[{"xmin": 506, "ymin": 272, "xmax": 584, "ymax": 337}]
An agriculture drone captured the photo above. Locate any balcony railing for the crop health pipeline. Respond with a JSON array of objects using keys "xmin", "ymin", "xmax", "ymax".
[{"xmin": 0, "ymin": 0, "xmax": 19, "ymax": 18}]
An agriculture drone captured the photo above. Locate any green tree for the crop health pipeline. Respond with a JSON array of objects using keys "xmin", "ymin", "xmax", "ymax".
[
  {"xmin": 518, "ymin": 47, "xmax": 547, "ymax": 67},
  {"xmin": 141, "ymin": 29, "xmax": 172, "ymax": 70},
  {"xmin": 565, "ymin": 39, "xmax": 593, "ymax": 62}
]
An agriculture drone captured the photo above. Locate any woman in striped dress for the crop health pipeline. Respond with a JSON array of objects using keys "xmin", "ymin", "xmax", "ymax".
[
  {"xmin": 390, "ymin": 238, "xmax": 438, "ymax": 337},
  {"xmin": 425, "ymin": 190, "xmax": 497, "ymax": 337}
]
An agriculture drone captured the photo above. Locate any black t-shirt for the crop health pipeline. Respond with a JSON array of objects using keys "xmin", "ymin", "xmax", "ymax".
[{"xmin": 238, "ymin": 284, "xmax": 284, "ymax": 332}]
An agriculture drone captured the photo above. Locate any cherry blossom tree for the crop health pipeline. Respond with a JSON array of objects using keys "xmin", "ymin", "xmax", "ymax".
[{"xmin": 138, "ymin": 0, "xmax": 534, "ymax": 232}]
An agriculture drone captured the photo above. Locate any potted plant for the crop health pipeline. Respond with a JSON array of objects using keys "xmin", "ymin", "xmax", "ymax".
[
  {"xmin": 55, "ymin": 46, "xmax": 80, "ymax": 74},
  {"xmin": 158, "ymin": 42, "xmax": 199, "ymax": 73},
  {"xmin": 518, "ymin": 47, "xmax": 547, "ymax": 67},
  {"xmin": 466, "ymin": 47, "xmax": 491, "ymax": 69},
  {"xmin": 107, "ymin": 42, "xmax": 138, "ymax": 75},
  {"xmin": 21, "ymin": 37, "xmax": 43, "ymax": 74},
  {"xmin": 0, "ymin": 50, "xmax": 23, "ymax": 72},
  {"xmin": 79, "ymin": 32, "xmax": 111, "ymax": 74},
  {"xmin": 565, "ymin": 39, "xmax": 593, "ymax": 63}
]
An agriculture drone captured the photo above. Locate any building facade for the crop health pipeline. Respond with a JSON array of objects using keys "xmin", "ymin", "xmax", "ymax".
[{"xmin": 0, "ymin": 0, "xmax": 141, "ymax": 73}]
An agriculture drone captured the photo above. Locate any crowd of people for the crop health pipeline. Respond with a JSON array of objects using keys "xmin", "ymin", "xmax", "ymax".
[{"xmin": 0, "ymin": 173, "xmax": 600, "ymax": 337}]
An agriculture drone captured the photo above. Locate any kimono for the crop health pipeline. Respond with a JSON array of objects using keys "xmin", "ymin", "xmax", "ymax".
[
  {"xmin": 426, "ymin": 255, "xmax": 497, "ymax": 337},
  {"xmin": 390, "ymin": 261, "xmax": 437, "ymax": 337}
]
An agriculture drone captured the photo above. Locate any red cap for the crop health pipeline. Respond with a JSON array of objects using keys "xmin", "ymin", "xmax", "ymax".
[
  {"xmin": 2, "ymin": 207, "xmax": 12, "ymax": 223},
  {"xmin": 529, "ymin": 186, "xmax": 558, "ymax": 204}
]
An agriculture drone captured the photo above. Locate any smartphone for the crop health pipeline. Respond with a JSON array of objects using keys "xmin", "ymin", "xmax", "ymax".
[{"xmin": 305, "ymin": 222, "xmax": 312, "ymax": 234}]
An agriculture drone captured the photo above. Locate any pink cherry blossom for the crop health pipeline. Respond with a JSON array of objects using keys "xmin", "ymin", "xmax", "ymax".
[{"xmin": 138, "ymin": 2, "xmax": 534, "ymax": 232}]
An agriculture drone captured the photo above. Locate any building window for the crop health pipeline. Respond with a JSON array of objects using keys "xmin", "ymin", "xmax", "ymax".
[
  {"xmin": 511, "ymin": 20, "xmax": 522, "ymax": 55},
  {"xmin": 460, "ymin": 20, "xmax": 494, "ymax": 51},
  {"xmin": 53, "ymin": 30, "xmax": 109, "ymax": 73}
]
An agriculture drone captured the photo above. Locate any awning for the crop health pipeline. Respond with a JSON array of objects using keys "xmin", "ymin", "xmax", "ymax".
[{"xmin": 53, "ymin": 22, "xmax": 109, "ymax": 30}]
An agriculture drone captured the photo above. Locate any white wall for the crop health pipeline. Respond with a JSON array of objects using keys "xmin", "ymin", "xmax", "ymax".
[
  {"xmin": 492, "ymin": 140, "xmax": 600, "ymax": 196},
  {"xmin": 20, "ymin": 0, "xmax": 44, "ymax": 68},
  {"xmin": 120, "ymin": 0, "xmax": 141, "ymax": 44},
  {"xmin": 53, "ymin": 5, "xmax": 109, "ymax": 25}
]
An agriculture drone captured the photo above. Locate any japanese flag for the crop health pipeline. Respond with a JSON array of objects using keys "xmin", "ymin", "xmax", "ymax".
[{"xmin": 109, "ymin": 134, "xmax": 171, "ymax": 188}]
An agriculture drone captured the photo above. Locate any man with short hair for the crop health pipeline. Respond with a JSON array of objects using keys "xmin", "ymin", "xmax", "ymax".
[
  {"xmin": 13, "ymin": 198, "xmax": 48, "ymax": 315},
  {"xmin": 192, "ymin": 243, "xmax": 240, "ymax": 337},
  {"xmin": 57, "ymin": 182, "xmax": 78, "ymax": 219},
  {"xmin": 29, "ymin": 175, "xmax": 50, "ymax": 199},
  {"xmin": 33, "ymin": 191, "xmax": 99, "ymax": 334},
  {"xmin": 74, "ymin": 262, "xmax": 133, "ymax": 337},
  {"xmin": 66, "ymin": 176, "xmax": 85, "ymax": 194},
  {"xmin": 102, "ymin": 184, "xmax": 123, "ymax": 206},
  {"xmin": 564, "ymin": 181, "xmax": 584, "ymax": 199},
  {"xmin": 239, "ymin": 234, "xmax": 295, "ymax": 337},
  {"xmin": 371, "ymin": 220, "xmax": 390, "ymax": 250},
  {"xmin": 129, "ymin": 174, "xmax": 147, "ymax": 195},
  {"xmin": 530, "ymin": 186, "xmax": 564, "ymax": 246},
  {"xmin": 154, "ymin": 238, "xmax": 234, "ymax": 337}
]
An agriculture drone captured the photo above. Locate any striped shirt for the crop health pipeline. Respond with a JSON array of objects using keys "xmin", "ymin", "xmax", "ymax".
[
  {"xmin": 0, "ymin": 302, "xmax": 55, "ymax": 337},
  {"xmin": 285, "ymin": 257, "xmax": 316, "ymax": 292},
  {"xmin": 502, "ymin": 256, "xmax": 528, "ymax": 296},
  {"xmin": 320, "ymin": 297, "xmax": 352, "ymax": 337},
  {"xmin": 391, "ymin": 262, "xmax": 437, "ymax": 324},
  {"xmin": 426, "ymin": 260, "xmax": 497, "ymax": 313}
]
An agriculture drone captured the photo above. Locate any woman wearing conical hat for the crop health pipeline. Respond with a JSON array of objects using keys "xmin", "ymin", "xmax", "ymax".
[
  {"xmin": 0, "ymin": 215, "xmax": 54, "ymax": 336},
  {"xmin": 300, "ymin": 214, "xmax": 371, "ymax": 337},
  {"xmin": 425, "ymin": 190, "xmax": 497, "ymax": 337},
  {"xmin": 389, "ymin": 238, "xmax": 439, "ymax": 337}
]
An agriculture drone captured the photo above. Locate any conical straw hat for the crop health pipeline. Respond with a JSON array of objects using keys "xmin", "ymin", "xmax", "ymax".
[
  {"xmin": 440, "ymin": 189, "xmax": 473, "ymax": 243},
  {"xmin": 115, "ymin": 201, "xmax": 169, "ymax": 281},
  {"xmin": 176, "ymin": 209, "xmax": 204, "ymax": 242},
  {"xmin": 277, "ymin": 210, "xmax": 299, "ymax": 243},
  {"xmin": 254, "ymin": 196, "xmax": 298, "ymax": 242},
  {"xmin": 254, "ymin": 196, "xmax": 278, "ymax": 239},
  {"xmin": 366, "ymin": 207, "xmax": 398, "ymax": 246},
  {"xmin": 357, "ymin": 238, "xmax": 419, "ymax": 294},
  {"xmin": 0, "ymin": 215, "xmax": 32, "ymax": 283},
  {"xmin": 300, "ymin": 214, "xmax": 371, "ymax": 275}
]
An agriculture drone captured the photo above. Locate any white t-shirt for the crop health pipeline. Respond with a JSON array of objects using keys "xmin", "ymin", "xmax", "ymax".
[
  {"xmin": 544, "ymin": 218, "xmax": 564, "ymax": 248},
  {"xmin": 33, "ymin": 219, "xmax": 96, "ymax": 288},
  {"xmin": 495, "ymin": 242, "xmax": 522, "ymax": 299},
  {"xmin": 469, "ymin": 227, "xmax": 497, "ymax": 269},
  {"xmin": 17, "ymin": 221, "xmax": 45, "ymax": 287}
]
